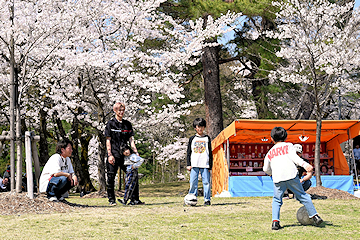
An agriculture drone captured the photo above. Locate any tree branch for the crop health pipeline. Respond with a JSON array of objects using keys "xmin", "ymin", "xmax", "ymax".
[{"xmin": 179, "ymin": 69, "xmax": 202, "ymax": 87}]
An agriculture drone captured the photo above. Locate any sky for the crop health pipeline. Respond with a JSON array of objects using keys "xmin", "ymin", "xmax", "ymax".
[{"xmin": 219, "ymin": 1, "xmax": 360, "ymax": 48}]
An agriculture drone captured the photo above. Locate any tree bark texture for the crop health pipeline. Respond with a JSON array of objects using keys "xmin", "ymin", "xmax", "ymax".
[
  {"xmin": 79, "ymin": 134, "xmax": 96, "ymax": 192},
  {"xmin": 71, "ymin": 116, "xmax": 96, "ymax": 193},
  {"xmin": 97, "ymin": 132, "xmax": 107, "ymax": 192},
  {"xmin": 296, "ymin": 89, "xmax": 315, "ymax": 120},
  {"xmin": 315, "ymin": 117, "xmax": 322, "ymax": 186},
  {"xmin": 39, "ymin": 109, "xmax": 50, "ymax": 165},
  {"xmin": 202, "ymin": 41, "xmax": 224, "ymax": 139}
]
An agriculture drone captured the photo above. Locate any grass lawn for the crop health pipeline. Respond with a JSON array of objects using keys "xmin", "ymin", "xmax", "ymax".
[{"xmin": 1, "ymin": 181, "xmax": 360, "ymax": 239}]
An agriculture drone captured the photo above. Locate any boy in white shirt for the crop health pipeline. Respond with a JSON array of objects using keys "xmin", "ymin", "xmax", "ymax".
[
  {"xmin": 186, "ymin": 118, "xmax": 213, "ymax": 206},
  {"xmin": 39, "ymin": 139, "xmax": 78, "ymax": 202},
  {"xmin": 263, "ymin": 127, "xmax": 323, "ymax": 230}
]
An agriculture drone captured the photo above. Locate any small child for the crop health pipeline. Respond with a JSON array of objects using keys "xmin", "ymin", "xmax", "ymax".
[
  {"xmin": 186, "ymin": 118, "xmax": 213, "ymax": 206},
  {"xmin": 118, "ymin": 145, "xmax": 144, "ymax": 205},
  {"xmin": 263, "ymin": 127, "xmax": 323, "ymax": 230}
]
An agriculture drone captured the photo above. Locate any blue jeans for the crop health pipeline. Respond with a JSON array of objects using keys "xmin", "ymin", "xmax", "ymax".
[
  {"xmin": 272, "ymin": 176, "xmax": 318, "ymax": 221},
  {"xmin": 302, "ymin": 179, "xmax": 312, "ymax": 191},
  {"xmin": 189, "ymin": 167, "xmax": 211, "ymax": 202},
  {"xmin": 46, "ymin": 176, "xmax": 72, "ymax": 198}
]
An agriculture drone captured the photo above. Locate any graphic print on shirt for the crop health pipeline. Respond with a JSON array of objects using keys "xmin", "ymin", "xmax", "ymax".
[
  {"xmin": 61, "ymin": 159, "xmax": 69, "ymax": 171},
  {"xmin": 267, "ymin": 145, "xmax": 289, "ymax": 161},
  {"xmin": 194, "ymin": 140, "xmax": 206, "ymax": 153}
]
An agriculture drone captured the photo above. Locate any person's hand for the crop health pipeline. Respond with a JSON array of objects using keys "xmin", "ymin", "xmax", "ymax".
[
  {"xmin": 66, "ymin": 173, "xmax": 72, "ymax": 182},
  {"xmin": 305, "ymin": 164, "xmax": 313, "ymax": 172},
  {"xmin": 300, "ymin": 178, "xmax": 303, "ymax": 183},
  {"xmin": 72, "ymin": 175, "xmax": 79, "ymax": 186},
  {"xmin": 186, "ymin": 166, "xmax": 192, "ymax": 171},
  {"xmin": 108, "ymin": 155, "xmax": 115, "ymax": 165}
]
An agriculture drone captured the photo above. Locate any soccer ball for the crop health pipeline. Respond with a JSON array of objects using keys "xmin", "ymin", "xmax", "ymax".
[
  {"xmin": 296, "ymin": 206, "xmax": 315, "ymax": 225},
  {"xmin": 184, "ymin": 194, "xmax": 197, "ymax": 206}
]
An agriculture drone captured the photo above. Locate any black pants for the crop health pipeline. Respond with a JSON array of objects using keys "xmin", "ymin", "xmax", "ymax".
[{"xmin": 106, "ymin": 156, "xmax": 126, "ymax": 203}]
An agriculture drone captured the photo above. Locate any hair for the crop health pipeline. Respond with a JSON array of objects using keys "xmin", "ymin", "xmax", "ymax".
[
  {"xmin": 193, "ymin": 118, "xmax": 206, "ymax": 128},
  {"xmin": 271, "ymin": 127, "xmax": 288, "ymax": 142},
  {"xmin": 56, "ymin": 139, "xmax": 73, "ymax": 154},
  {"xmin": 321, "ymin": 165, "xmax": 328, "ymax": 173},
  {"xmin": 113, "ymin": 102, "xmax": 126, "ymax": 111},
  {"xmin": 121, "ymin": 145, "xmax": 133, "ymax": 155}
]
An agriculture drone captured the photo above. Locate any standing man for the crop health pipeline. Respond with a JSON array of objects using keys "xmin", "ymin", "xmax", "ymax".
[
  {"xmin": 105, "ymin": 102, "xmax": 139, "ymax": 206},
  {"xmin": 39, "ymin": 139, "xmax": 78, "ymax": 202}
]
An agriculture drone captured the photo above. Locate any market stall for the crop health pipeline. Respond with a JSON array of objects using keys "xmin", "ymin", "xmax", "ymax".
[{"xmin": 211, "ymin": 119, "xmax": 360, "ymax": 197}]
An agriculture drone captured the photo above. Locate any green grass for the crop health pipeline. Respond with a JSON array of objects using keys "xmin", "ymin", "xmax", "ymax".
[{"xmin": 1, "ymin": 182, "xmax": 360, "ymax": 239}]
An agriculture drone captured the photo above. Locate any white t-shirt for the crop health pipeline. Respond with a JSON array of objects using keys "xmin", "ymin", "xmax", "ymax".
[
  {"xmin": 189, "ymin": 135, "xmax": 211, "ymax": 168},
  {"xmin": 263, "ymin": 142, "xmax": 310, "ymax": 183},
  {"xmin": 39, "ymin": 153, "xmax": 74, "ymax": 192}
]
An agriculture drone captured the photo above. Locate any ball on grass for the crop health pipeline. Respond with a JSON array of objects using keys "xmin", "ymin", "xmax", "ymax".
[
  {"xmin": 296, "ymin": 206, "xmax": 315, "ymax": 225},
  {"xmin": 184, "ymin": 194, "xmax": 197, "ymax": 206}
]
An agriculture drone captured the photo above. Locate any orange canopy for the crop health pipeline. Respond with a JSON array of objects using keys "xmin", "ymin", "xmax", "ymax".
[{"xmin": 211, "ymin": 119, "xmax": 360, "ymax": 196}]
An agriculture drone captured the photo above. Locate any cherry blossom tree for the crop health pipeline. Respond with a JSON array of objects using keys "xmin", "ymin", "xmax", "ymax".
[
  {"xmin": 0, "ymin": 0, "xmax": 242, "ymax": 189},
  {"xmin": 266, "ymin": 0, "xmax": 360, "ymax": 184},
  {"xmin": 0, "ymin": 0, "xmax": 85, "ymax": 191}
]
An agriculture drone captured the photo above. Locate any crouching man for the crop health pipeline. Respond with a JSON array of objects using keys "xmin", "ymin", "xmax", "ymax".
[{"xmin": 39, "ymin": 139, "xmax": 78, "ymax": 202}]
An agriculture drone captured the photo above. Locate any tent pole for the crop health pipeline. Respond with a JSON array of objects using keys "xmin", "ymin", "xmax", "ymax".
[{"xmin": 348, "ymin": 131, "xmax": 359, "ymax": 190}]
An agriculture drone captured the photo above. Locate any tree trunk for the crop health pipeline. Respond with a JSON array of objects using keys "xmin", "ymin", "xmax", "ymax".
[
  {"xmin": 70, "ymin": 116, "xmax": 81, "ymax": 192},
  {"xmin": 97, "ymin": 132, "xmax": 107, "ymax": 192},
  {"xmin": 79, "ymin": 134, "xmax": 96, "ymax": 192},
  {"xmin": 252, "ymin": 79, "xmax": 270, "ymax": 119},
  {"xmin": 70, "ymin": 115, "xmax": 96, "ymax": 193},
  {"xmin": 314, "ymin": 80, "xmax": 322, "ymax": 186},
  {"xmin": 9, "ymin": 0, "xmax": 15, "ymax": 191},
  {"xmin": 201, "ymin": 15, "xmax": 224, "ymax": 140},
  {"xmin": 315, "ymin": 117, "xmax": 322, "ymax": 186},
  {"xmin": 296, "ymin": 87, "xmax": 315, "ymax": 120},
  {"xmin": 15, "ymin": 103, "xmax": 23, "ymax": 193},
  {"xmin": 39, "ymin": 109, "xmax": 50, "ymax": 165},
  {"xmin": 202, "ymin": 44, "xmax": 223, "ymax": 139}
]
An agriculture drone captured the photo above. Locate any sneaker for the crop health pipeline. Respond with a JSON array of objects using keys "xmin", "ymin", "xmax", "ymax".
[
  {"xmin": 312, "ymin": 215, "xmax": 323, "ymax": 226},
  {"xmin": 271, "ymin": 221, "xmax": 282, "ymax": 230},
  {"xmin": 109, "ymin": 201, "xmax": 117, "ymax": 206},
  {"xmin": 58, "ymin": 196, "xmax": 65, "ymax": 201},
  {"xmin": 128, "ymin": 200, "xmax": 145, "ymax": 205},
  {"xmin": 204, "ymin": 201, "xmax": 211, "ymax": 206},
  {"xmin": 117, "ymin": 199, "xmax": 127, "ymax": 205},
  {"xmin": 48, "ymin": 196, "xmax": 59, "ymax": 202}
]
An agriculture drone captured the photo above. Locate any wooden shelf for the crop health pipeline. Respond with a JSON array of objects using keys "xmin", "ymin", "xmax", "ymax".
[
  {"xmin": 230, "ymin": 167, "xmax": 263, "ymax": 170},
  {"xmin": 230, "ymin": 158, "xmax": 264, "ymax": 161}
]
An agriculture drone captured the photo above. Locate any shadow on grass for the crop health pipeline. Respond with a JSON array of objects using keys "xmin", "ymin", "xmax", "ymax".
[
  {"xmin": 181, "ymin": 201, "xmax": 251, "ymax": 208},
  {"xmin": 282, "ymin": 221, "xmax": 334, "ymax": 229},
  {"xmin": 61, "ymin": 199, "xmax": 251, "ymax": 208}
]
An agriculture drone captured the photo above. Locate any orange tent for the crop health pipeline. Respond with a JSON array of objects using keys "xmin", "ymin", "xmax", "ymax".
[{"xmin": 211, "ymin": 119, "xmax": 360, "ymax": 196}]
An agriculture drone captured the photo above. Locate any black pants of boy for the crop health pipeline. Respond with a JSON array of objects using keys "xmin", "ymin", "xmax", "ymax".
[
  {"xmin": 124, "ymin": 169, "xmax": 139, "ymax": 203},
  {"xmin": 106, "ymin": 157, "xmax": 126, "ymax": 203}
]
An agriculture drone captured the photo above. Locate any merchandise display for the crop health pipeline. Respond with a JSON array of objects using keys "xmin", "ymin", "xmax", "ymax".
[{"xmin": 229, "ymin": 142, "xmax": 333, "ymax": 176}]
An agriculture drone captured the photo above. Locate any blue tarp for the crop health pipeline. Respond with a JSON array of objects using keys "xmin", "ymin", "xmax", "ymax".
[{"xmin": 229, "ymin": 175, "xmax": 354, "ymax": 197}]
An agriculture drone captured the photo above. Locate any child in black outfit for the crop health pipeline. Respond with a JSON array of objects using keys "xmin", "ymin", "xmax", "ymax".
[{"xmin": 118, "ymin": 145, "xmax": 144, "ymax": 205}]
